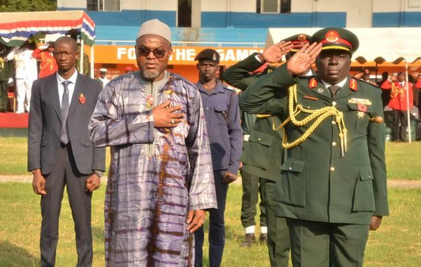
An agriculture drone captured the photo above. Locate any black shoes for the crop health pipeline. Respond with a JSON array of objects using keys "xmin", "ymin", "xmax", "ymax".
[
  {"xmin": 241, "ymin": 233, "xmax": 256, "ymax": 248},
  {"xmin": 259, "ymin": 233, "xmax": 268, "ymax": 244}
]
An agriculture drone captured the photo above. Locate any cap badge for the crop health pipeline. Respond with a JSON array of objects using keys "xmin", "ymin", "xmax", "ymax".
[
  {"xmin": 298, "ymin": 34, "xmax": 307, "ymax": 41},
  {"xmin": 212, "ymin": 53, "xmax": 217, "ymax": 61},
  {"xmin": 325, "ymin": 31, "xmax": 340, "ymax": 43}
]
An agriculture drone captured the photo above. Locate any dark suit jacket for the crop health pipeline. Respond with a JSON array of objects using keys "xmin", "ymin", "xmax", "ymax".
[{"xmin": 28, "ymin": 72, "xmax": 105, "ymax": 175}]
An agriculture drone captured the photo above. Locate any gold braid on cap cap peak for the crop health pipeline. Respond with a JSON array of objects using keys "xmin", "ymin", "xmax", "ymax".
[
  {"xmin": 272, "ymin": 84, "xmax": 348, "ymax": 156},
  {"xmin": 322, "ymin": 45, "xmax": 352, "ymax": 52}
]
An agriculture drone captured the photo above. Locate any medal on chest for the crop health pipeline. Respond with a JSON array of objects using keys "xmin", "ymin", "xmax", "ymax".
[
  {"xmin": 357, "ymin": 103, "xmax": 367, "ymax": 118},
  {"xmin": 146, "ymin": 94, "xmax": 154, "ymax": 109}
]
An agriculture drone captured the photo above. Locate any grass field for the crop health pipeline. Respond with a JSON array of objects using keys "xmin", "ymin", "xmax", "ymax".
[
  {"xmin": 1, "ymin": 128, "xmax": 421, "ymax": 180},
  {"xmin": 0, "ymin": 183, "xmax": 420, "ymax": 267},
  {"xmin": 0, "ymin": 129, "xmax": 420, "ymax": 266}
]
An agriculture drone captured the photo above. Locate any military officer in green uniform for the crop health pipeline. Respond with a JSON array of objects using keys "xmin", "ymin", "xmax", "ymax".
[
  {"xmin": 0, "ymin": 45, "xmax": 15, "ymax": 112},
  {"xmin": 76, "ymin": 43, "xmax": 90, "ymax": 77},
  {"xmin": 237, "ymin": 103, "xmax": 266, "ymax": 247},
  {"xmin": 239, "ymin": 28, "xmax": 389, "ymax": 267},
  {"xmin": 223, "ymin": 34, "xmax": 310, "ymax": 267}
]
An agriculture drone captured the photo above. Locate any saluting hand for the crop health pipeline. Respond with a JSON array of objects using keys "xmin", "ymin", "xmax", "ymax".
[
  {"xmin": 152, "ymin": 100, "xmax": 184, "ymax": 128},
  {"xmin": 287, "ymin": 42, "xmax": 322, "ymax": 76},
  {"xmin": 262, "ymin": 41, "xmax": 293, "ymax": 63}
]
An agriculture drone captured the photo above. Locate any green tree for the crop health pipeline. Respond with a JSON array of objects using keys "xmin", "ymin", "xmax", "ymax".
[{"xmin": 0, "ymin": 0, "xmax": 56, "ymax": 12}]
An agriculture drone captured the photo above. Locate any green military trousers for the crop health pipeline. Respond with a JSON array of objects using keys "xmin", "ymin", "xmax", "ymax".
[
  {"xmin": 287, "ymin": 219, "xmax": 370, "ymax": 267},
  {"xmin": 262, "ymin": 179, "xmax": 290, "ymax": 267},
  {"xmin": 240, "ymin": 169, "xmax": 266, "ymax": 228},
  {"xmin": 0, "ymin": 80, "xmax": 8, "ymax": 111}
]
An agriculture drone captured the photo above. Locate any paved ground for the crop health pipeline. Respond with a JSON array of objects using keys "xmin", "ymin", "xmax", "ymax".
[{"xmin": 1, "ymin": 175, "xmax": 420, "ymax": 188}]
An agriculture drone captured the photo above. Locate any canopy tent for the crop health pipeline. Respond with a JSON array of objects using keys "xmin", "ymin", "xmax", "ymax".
[
  {"xmin": 0, "ymin": 11, "xmax": 96, "ymax": 77},
  {"xmin": 0, "ymin": 11, "xmax": 95, "ymax": 47},
  {"xmin": 266, "ymin": 27, "xmax": 421, "ymax": 142}
]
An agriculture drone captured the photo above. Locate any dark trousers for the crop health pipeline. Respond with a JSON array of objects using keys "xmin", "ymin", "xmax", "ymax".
[
  {"xmin": 287, "ymin": 219, "xmax": 369, "ymax": 267},
  {"xmin": 262, "ymin": 179, "xmax": 290, "ymax": 267},
  {"xmin": 392, "ymin": 109, "xmax": 408, "ymax": 142},
  {"xmin": 240, "ymin": 169, "xmax": 266, "ymax": 228},
  {"xmin": 0, "ymin": 80, "xmax": 8, "ymax": 111},
  {"xmin": 40, "ymin": 144, "xmax": 93, "ymax": 267},
  {"xmin": 194, "ymin": 170, "xmax": 228, "ymax": 266}
]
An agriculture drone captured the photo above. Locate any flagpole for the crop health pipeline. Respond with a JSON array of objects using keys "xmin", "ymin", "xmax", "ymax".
[{"xmin": 405, "ymin": 61, "xmax": 412, "ymax": 143}]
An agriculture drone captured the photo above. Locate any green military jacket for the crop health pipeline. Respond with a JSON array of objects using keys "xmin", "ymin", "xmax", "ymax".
[
  {"xmin": 0, "ymin": 59, "xmax": 14, "ymax": 82},
  {"xmin": 239, "ymin": 63, "xmax": 389, "ymax": 225},
  {"xmin": 223, "ymin": 53, "xmax": 283, "ymax": 181}
]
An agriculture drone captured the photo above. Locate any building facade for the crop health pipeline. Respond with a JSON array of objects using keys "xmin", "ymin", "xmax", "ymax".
[{"xmin": 56, "ymin": 0, "xmax": 421, "ymax": 81}]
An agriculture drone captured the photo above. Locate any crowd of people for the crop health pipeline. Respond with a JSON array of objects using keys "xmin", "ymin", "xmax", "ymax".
[
  {"xmin": 353, "ymin": 69, "xmax": 421, "ymax": 142},
  {"xmin": 0, "ymin": 38, "xmax": 102, "ymax": 114},
  {"xmin": 22, "ymin": 18, "xmax": 413, "ymax": 267}
]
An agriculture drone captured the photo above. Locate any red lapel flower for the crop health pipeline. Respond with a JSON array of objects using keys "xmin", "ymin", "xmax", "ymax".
[
  {"xmin": 357, "ymin": 103, "xmax": 367, "ymax": 112},
  {"xmin": 146, "ymin": 94, "xmax": 154, "ymax": 109},
  {"xmin": 79, "ymin": 93, "xmax": 86, "ymax": 104}
]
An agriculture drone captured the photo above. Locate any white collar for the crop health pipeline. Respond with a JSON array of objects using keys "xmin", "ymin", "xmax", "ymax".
[
  {"xmin": 56, "ymin": 69, "xmax": 78, "ymax": 85},
  {"xmin": 322, "ymin": 77, "xmax": 348, "ymax": 88}
]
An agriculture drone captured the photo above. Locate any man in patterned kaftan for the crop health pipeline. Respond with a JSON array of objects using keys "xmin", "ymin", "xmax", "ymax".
[{"xmin": 89, "ymin": 19, "xmax": 217, "ymax": 267}]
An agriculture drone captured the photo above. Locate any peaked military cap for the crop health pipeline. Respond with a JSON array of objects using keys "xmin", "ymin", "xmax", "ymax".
[
  {"xmin": 311, "ymin": 27, "xmax": 359, "ymax": 53},
  {"xmin": 195, "ymin": 48, "xmax": 220, "ymax": 64},
  {"xmin": 282, "ymin": 33, "xmax": 311, "ymax": 52}
]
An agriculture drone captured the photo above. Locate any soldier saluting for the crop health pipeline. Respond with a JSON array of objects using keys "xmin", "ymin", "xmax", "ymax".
[{"xmin": 239, "ymin": 27, "xmax": 389, "ymax": 267}]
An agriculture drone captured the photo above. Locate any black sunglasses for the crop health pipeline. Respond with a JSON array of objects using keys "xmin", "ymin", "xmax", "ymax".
[{"xmin": 137, "ymin": 46, "xmax": 167, "ymax": 58}]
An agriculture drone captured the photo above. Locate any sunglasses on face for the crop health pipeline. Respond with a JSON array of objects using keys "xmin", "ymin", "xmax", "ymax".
[{"xmin": 137, "ymin": 46, "xmax": 167, "ymax": 58}]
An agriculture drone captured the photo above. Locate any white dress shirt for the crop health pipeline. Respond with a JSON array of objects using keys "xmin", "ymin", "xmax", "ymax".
[{"xmin": 57, "ymin": 71, "xmax": 78, "ymax": 108}]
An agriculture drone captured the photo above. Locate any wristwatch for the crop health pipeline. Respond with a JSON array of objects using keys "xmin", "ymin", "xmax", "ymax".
[{"xmin": 93, "ymin": 170, "xmax": 103, "ymax": 178}]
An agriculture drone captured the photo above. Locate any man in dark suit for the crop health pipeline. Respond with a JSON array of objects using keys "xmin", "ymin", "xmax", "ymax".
[
  {"xmin": 28, "ymin": 36, "xmax": 105, "ymax": 267},
  {"xmin": 240, "ymin": 28, "xmax": 389, "ymax": 267}
]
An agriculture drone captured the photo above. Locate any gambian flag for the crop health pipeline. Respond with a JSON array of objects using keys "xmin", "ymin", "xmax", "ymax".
[{"xmin": 0, "ymin": 10, "xmax": 95, "ymax": 47}]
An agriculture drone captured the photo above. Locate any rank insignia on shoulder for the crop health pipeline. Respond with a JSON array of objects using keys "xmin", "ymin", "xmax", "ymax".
[
  {"xmin": 309, "ymin": 78, "xmax": 318, "ymax": 89},
  {"xmin": 350, "ymin": 78, "xmax": 358, "ymax": 91},
  {"xmin": 348, "ymin": 98, "xmax": 372, "ymax": 105}
]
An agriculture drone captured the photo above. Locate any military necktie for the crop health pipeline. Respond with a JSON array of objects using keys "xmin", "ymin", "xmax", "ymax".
[
  {"xmin": 61, "ymin": 81, "xmax": 71, "ymax": 145},
  {"xmin": 329, "ymin": 85, "xmax": 340, "ymax": 97}
]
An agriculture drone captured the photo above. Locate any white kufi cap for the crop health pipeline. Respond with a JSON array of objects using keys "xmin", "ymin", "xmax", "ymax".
[{"xmin": 137, "ymin": 19, "xmax": 172, "ymax": 43}]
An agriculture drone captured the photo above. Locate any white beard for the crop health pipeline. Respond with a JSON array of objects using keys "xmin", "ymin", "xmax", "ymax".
[{"xmin": 143, "ymin": 70, "xmax": 159, "ymax": 80}]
